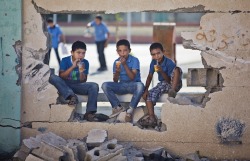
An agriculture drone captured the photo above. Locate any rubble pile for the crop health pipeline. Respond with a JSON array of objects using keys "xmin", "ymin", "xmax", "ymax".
[{"xmin": 13, "ymin": 129, "xmax": 210, "ymax": 161}]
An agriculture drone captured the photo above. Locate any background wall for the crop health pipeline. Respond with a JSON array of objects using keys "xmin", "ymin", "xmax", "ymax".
[{"xmin": 0, "ymin": 0, "xmax": 22, "ymax": 158}]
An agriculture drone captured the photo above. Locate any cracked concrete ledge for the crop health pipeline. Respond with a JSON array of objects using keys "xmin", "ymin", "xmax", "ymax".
[
  {"xmin": 20, "ymin": 122, "xmax": 250, "ymax": 159},
  {"xmin": 32, "ymin": 0, "xmax": 250, "ymax": 13}
]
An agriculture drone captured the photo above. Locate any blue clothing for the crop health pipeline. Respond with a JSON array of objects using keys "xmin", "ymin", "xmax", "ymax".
[
  {"xmin": 113, "ymin": 55, "xmax": 141, "ymax": 82},
  {"xmin": 90, "ymin": 21, "xmax": 109, "ymax": 42},
  {"xmin": 47, "ymin": 24, "xmax": 63, "ymax": 48},
  {"xmin": 49, "ymin": 74, "xmax": 98, "ymax": 112},
  {"xmin": 60, "ymin": 56, "xmax": 89, "ymax": 81},
  {"xmin": 149, "ymin": 56, "xmax": 176, "ymax": 81},
  {"xmin": 102, "ymin": 82, "xmax": 144, "ymax": 108}
]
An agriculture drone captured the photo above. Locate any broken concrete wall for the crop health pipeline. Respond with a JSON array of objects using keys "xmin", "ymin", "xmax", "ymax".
[
  {"xmin": 0, "ymin": 0, "xmax": 22, "ymax": 158},
  {"xmin": 19, "ymin": 0, "xmax": 250, "ymax": 159}
]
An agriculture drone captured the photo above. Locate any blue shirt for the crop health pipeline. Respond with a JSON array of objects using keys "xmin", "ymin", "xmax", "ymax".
[
  {"xmin": 113, "ymin": 55, "xmax": 141, "ymax": 82},
  {"xmin": 47, "ymin": 24, "xmax": 63, "ymax": 48},
  {"xmin": 149, "ymin": 56, "xmax": 176, "ymax": 81},
  {"xmin": 90, "ymin": 21, "xmax": 109, "ymax": 42},
  {"xmin": 60, "ymin": 56, "xmax": 89, "ymax": 81}
]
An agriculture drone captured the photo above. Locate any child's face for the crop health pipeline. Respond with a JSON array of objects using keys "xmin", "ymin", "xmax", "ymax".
[
  {"xmin": 71, "ymin": 48, "xmax": 86, "ymax": 60},
  {"xmin": 150, "ymin": 48, "xmax": 164, "ymax": 62},
  {"xmin": 116, "ymin": 45, "xmax": 131, "ymax": 58},
  {"xmin": 95, "ymin": 18, "xmax": 101, "ymax": 25},
  {"xmin": 48, "ymin": 22, "xmax": 54, "ymax": 27}
]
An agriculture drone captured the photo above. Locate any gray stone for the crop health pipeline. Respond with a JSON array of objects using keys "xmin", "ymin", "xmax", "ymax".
[
  {"xmin": 35, "ymin": 132, "xmax": 67, "ymax": 147},
  {"xmin": 141, "ymin": 146, "xmax": 164, "ymax": 157},
  {"xmin": 23, "ymin": 137, "xmax": 41, "ymax": 149},
  {"xmin": 85, "ymin": 139, "xmax": 124, "ymax": 161},
  {"xmin": 67, "ymin": 139, "xmax": 88, "ymax": 161},
  {"xmin": 13, "ymin": 150, "xmax": 29, "ymax": 161},
  {"xmin": 86, "ymin": 129, "xmax": 108, "ymax": 148},
  {"xmin": 61, "ymin": 145, "xmax": 78, "ymax": 161},
  {"xmin": 133, "ymin": 157, "xmax": 144, "ymax": 161},
  {"xmin": 25, "ymin": 154, "xmax": 44, "ymax": 161},
  {"xmin": 32, "ymin": 142, "xmax": 65, "ymax": 161},
  {"xmin": 109, "ymin": 153, "xmax": 127, "ymax": 161}
]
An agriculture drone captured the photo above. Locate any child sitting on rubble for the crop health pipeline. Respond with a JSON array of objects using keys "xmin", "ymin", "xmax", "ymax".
[
  {"xmin": 49, "ymin": 41, "xmax": 99, "ymax": 121},
  {"xmin": 102, "ymin": 39, "xmax": 144, "ymax": 122},
  {"xmin": 141, "ymin": 42, "xmax": 182, "ymax": 127}
]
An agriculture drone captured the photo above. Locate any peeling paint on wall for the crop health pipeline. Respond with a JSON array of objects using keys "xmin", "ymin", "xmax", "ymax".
[{"xmin": 13, "ymin": 40, "xmax": 22, "ymax": 86}]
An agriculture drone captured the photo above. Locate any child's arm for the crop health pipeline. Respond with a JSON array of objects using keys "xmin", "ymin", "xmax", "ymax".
[
  {"xmin": 79, "ymin": 72, "xmax": 87, "ymax": 82},
  {"xmin": 121, "ymin": 57, "xmax": 136, "ymax": 80},
  {"xmin": 157, "ymin": 66, "xmax": 171, "ymax": 83},
  {"xmin": 142, "ymin": 73, "xmax": 153, "ymax": 100},
  {"xmin": 59, "ymin": 59, "xmax": 79, "ymax": 79},
  {"xmin": 113, "ymin": 67, "xmax": 120, "ymax": 82},
  {"xmin": 144, "ymin": 73, "xmax": 153, "ymax": 92}
]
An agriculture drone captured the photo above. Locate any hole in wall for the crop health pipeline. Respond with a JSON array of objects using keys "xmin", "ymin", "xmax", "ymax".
[
  {"xmin": 28, "ymin": 8, "xmax": 223, "ymax": 129},
  {"xmin": 107, "ymin": 143, "xmax": 116, "ymax": 150}
]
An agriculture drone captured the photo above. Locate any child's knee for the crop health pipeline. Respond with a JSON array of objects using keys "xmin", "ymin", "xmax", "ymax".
[
  {"xmin": 90, "ymin": 83, "xmax": 99, "ymax": 91},
  {"xmin": 49, "ymin": 74, "xmax": 59, "ymax": 83},
  {"xmin": 101, "ymin": 82, "xmax": 109, "ymax": 91},
  {"xmin": 136, "ymin": 82, "xmax": 144, "ymax": 92}
]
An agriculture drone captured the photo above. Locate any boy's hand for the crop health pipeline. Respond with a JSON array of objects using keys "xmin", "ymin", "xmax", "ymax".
[
  {"xmin": 115, "ymin": 65, "xmax": 121, "ymax": 73},
  {"xmin": 143, "ymin": 90, "xmax": 149, "ymax": 101},
  {"xmin": 156, "ymin": 65, "xmax": 163, "ymax": 72},
  {"xmin": 120, "ymin": 57, "xmax": 127, "ymax": 65},
  {"xmin": 72, "ymin": 59, "xmax": 80, "ymax": 68}
]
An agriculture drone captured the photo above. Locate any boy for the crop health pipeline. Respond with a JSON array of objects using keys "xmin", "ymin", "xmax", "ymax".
[
  {"xmin": 87, "ymin": 15, "xmax": 110, "ymax": 72},
  {"xmin": 102, "ymin": 39, "xmax": 144, "ymax": 122},
  {"xmin": 49, "ymin": 41, "xmax": 99, "ymax": 121},
  {"xmin": 44, "ymin": 18, "xmax": 66, "ymax": 65},
  {"xmin": 141, "ymin": 42, "xmax": 182, "ymax": 127}
]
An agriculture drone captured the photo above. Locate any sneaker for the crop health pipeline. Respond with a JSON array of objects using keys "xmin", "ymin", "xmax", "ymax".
[
  {"xmin": 84, "ymin": 113, "xmax": 98, "ymax": 122},
  {"xmin": 168, "ymin": 89, "xmax": 177, "ymax": 98},
  {"xmin": 125, "ymin": 108, "xmax": 134, "ymax": 122},
  {"xmin": 109, "ymin": 106, "xmax": 125, "ymax": 118}
]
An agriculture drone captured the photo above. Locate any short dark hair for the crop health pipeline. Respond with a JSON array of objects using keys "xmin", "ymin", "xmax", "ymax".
[
  {"xmin": 150, "ymin": 42, "xmax": 164, "ymax": 52},
  {"xmin": 47, "ymin": 18, "xmax": 53, "ymax": 23},
  {"xmin": 95, "ymin": 15, "xmax": 102, "ymax": 21},
  {"xmin": 72, "ymin": 41, "xmax": 87, "ymax": 51},
  {"xmin": 116, "ymin": 39, "xmax": 131, "ymax": 49}
]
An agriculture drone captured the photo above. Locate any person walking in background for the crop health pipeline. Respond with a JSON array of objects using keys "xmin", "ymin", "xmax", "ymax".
[
  {"xmin": 44, "ymin": 17, "xmax": 66, "ymax": 65},
  {"xmin": 87, "ymin": 15, "xmax": 110, "ymax": 72}
]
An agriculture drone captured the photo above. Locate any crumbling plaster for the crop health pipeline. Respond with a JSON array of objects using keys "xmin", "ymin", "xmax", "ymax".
[{"xmin": 21, "ymin": 0, "xmax": 250, "ymax": 159}]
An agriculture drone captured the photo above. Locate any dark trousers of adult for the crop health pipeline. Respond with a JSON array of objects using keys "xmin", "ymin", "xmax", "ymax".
[
  {"xmin": 44, "ymin": 48, "xmax": 61, "ymax": 65},
  {"xmin": 96, "ymin": 40, "xmax": 107, "ymax": 68}
]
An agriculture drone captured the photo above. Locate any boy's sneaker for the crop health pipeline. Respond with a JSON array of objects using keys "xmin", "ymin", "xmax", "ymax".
[
  {"xmin": 125, "ymin": 108, "xmax": 134, "ymax": 122},
  {"xmin": 109, "ymin": 106, "xmax": 125, "ymax": 118},
  {"xmin": 168, "ymin": 89, "xmax": 177, "ymax": 98}
]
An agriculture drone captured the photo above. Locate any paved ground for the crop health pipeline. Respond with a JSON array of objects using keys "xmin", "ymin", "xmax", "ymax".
[{"xmin": 49, "ymin": 43, "xmax": 205, "ymax": 117}]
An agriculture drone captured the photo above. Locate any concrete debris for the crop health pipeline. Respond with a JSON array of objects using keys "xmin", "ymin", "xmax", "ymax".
[
  {"xmin": 32, "ymin": 141, "xmax": 65, "ymax": 161},
  {"xmin": 85, "ymin": 139, "xmax": 124, "ymax": 161},
  {"xmin": 141, "ymin": 146, "xmax": 164, "ymax": 157},
  {"xmin": 25, "ymin": 154, "xmax": 44, "ymax": 161},
  {"xmin": 13, "ymin": 130, "xmax": 212, "ymax": 161},
  {"xmin": 86, "ymin": 129, "xmax": 108, "ymax": 148}
]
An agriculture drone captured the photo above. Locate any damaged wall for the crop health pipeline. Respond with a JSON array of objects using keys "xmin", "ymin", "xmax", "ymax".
[
  {"xmin": 19, "ymin": 0, "xmax": 250, "ymax": 159},
  {"xmin": 0, "ymin": 0, "xmax": 22, "ymax": 158}
]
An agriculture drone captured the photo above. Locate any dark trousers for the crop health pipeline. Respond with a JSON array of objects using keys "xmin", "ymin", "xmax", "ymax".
[
  {"xmin": 96, "ymin": 40, "xmax": 107, "ymax": 68},
  {"xmin": 44, "ymin": 48, "xmax": 60, "ymax": 65}
]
